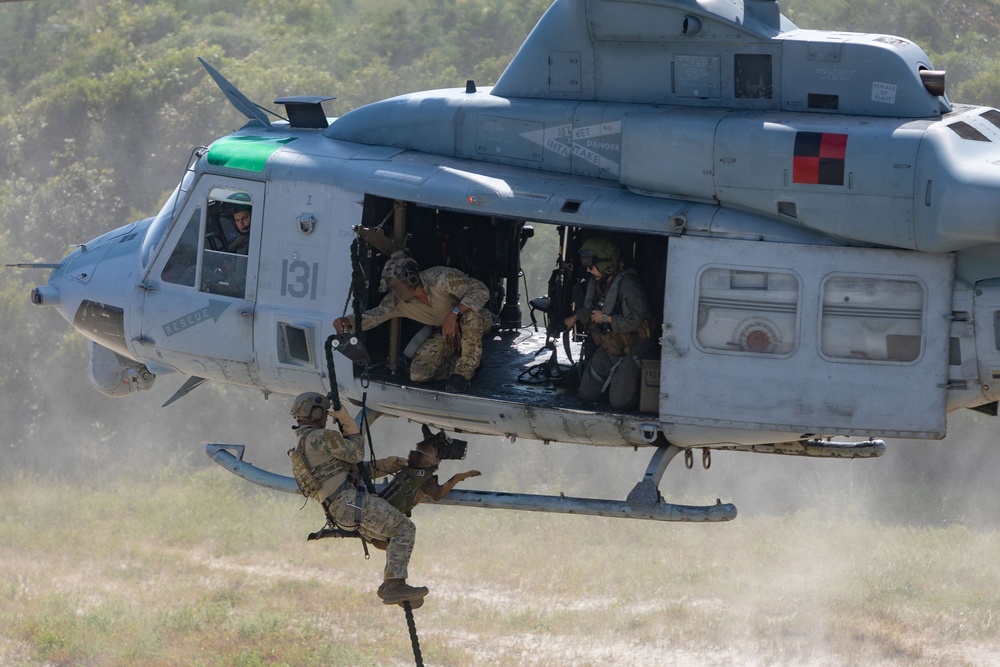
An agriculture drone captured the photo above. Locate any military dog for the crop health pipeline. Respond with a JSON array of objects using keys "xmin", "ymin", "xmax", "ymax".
[
  {"xmin": 387, "ymin": 424, "xmax": 480, "ymax": 509},
  {"xmin": 307, "ymin": 425, "xmax": 480, "ymax": 545}
]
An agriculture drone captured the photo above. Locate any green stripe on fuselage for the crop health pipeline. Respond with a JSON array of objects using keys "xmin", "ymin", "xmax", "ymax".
[{"xmin": 207, "ymin": 135, "xmax": 297, "ymax": 172}]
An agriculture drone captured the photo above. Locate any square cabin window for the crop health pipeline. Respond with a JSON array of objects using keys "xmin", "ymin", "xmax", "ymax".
[
  {"xmin": 820, "ymin": 276, "xmax": 924, "ymax": 363},
  {"xmin": 696, "ymin": 268, "xmax": 799, "ymax": 355}
]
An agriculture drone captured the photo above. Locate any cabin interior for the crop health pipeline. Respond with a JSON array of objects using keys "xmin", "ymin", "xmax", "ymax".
[{"xmin": 350, "ymin": 195, "xmax": 668, "ymax": 415}]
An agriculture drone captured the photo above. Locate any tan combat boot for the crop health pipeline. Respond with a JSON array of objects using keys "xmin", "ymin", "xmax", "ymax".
[{"xmin": 377, "ymin": 578, "xmax": 429, "ymax": 606}]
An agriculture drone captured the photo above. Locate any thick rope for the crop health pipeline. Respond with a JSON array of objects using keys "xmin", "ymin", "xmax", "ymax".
[
  {"xmin": 323, "ymin": 334, "xmax": 342, "ymax": 411},
  {"xmin": 403, "ymin": 601, "xmax": 424, "ymax": 667}
]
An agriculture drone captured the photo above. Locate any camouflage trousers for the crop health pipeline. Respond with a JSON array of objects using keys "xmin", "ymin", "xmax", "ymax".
[
  {"xmin": 579, "ymin": 339, "xmax": 654, "ymax": 410},
  {"xmin": 328, "ymin": 488, "xmax": 416, "ymax": 580},
  {"xmin": 409, "ymin": 308, "xmax": 492, "ymax": 383}
]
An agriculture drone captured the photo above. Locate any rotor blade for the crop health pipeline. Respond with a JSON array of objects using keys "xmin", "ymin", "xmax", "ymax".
[
  {"xmin": 197, "ymin": 57, "xmax": 271, "ymax": 127},
  {"xmin": 162, "ymin": 375, "xmax": 208, "ymax": 407}
]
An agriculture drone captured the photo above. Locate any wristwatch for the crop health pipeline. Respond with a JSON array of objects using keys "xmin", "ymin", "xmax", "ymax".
[{"xmin": 452, "ymin": 306, "xmax": 462, "ymax": 315}]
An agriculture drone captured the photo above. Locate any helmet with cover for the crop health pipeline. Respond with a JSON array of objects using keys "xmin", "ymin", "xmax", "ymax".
[
  {"xmin": 379, "ymin": 250, "xmax": 421, "ymax": 293},
  {"xmin": 290, "ymin": 392, "xmax": 331, "ymax": 420}
]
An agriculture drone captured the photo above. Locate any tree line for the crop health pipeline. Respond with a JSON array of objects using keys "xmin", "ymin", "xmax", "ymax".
[{"xmin": 1, "ymin": 0, "xmax": 999, "ymax": 490}]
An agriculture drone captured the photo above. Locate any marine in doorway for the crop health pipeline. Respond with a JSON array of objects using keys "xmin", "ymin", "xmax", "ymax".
[
  {"xmin": 563, "ymin": 237, "xmax": 653, "ymax": 409},
  {"xmin": 287, "ymin": 392, "xmax": 429, "ymax": 606},
  {"xmin": 334, "ymin": 250, "xmax": 493, "ymax": 393}
]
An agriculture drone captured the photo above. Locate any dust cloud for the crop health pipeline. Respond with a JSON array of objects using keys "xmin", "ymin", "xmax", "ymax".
[{"xmin": 7, "ymin": 354, "xmax": 997, "ymax": 528}]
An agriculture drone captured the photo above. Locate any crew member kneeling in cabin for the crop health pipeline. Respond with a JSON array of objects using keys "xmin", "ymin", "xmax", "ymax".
[
  {"xmin": 333, "ymin": 250, "xmax": 493, "ymax": 394},
  {"xmin": 563, "ymin": 237, "xmax": 653, "ymax": 410},
  {"xmin": 288, "ymin": 392, "xmax": 428, "ymax": 606}
]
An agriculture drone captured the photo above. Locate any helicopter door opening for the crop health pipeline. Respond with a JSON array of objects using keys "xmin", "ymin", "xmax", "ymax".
[
  {"xmin": 136, "ymin": 178, "xmax": 265, "ymax": 381},
  {"xmin": 660, "ymin": 235, "xmax": 955, "ymax": 439},
  {"xmin": 352, "ymin": 195, "xmax": 668, "ymax": 416}
]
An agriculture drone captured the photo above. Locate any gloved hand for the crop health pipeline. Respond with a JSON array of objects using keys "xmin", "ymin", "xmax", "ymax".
[
  {"xmin": 374, "ymin": 456, "xmax": 409, "ymax": 476},
  {"xmin": 329, "ymin": 406, "xmax": 360, "ymax": 435}
]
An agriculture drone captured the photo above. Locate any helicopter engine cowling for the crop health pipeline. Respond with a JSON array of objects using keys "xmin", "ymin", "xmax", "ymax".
[{"xmin": 88, "ymin": 341, "xmax": 155, "ymax": 398}]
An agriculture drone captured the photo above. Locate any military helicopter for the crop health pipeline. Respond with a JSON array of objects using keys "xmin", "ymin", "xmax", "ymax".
[{"xmin": 12, "ymin": 0, "xmax": 1000, "ymax": 522}]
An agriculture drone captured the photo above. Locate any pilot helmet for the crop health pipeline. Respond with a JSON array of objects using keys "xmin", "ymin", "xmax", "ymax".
[
  {"xmin": 229, "ymin": 191, "xmax": 252, "ymax": 213},
  {"xmin": 579, "ymin": 237, "xmax": 621, "ymax": 276},
  {"xmin": 290, "ymin": 392, "xmax": 331, "ymax": 420},
  {"xmin": 379, "ymin": 250, "xmax": 421, "ymax": 293}
]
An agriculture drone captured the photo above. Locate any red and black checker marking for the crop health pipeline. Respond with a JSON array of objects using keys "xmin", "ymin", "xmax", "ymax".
[{"xmin": 792, "ymin": 132, "xmax": 848, "ymax": 185}]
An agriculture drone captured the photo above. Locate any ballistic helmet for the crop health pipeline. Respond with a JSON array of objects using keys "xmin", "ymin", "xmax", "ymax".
[
  {"xmin": 229, "ymin": 191, "xmax": 252, "ymax": 213},
  {"xmin": 290, "ymin": 392, "xmax": 331, "ymax": 420},
  {"xmin": 379, "ymin": 250, "xmax": 421, "ymax": 293},
  {"xmin": 579, "ymin": 237, "xmax": 621, "ymax": 276}
]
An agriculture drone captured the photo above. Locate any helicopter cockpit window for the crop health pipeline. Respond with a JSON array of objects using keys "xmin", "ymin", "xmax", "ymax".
[
  {"xmin": 141, "ymin": 168, "xmax": 196, "ymax": 268},
  {"xmin": 160, "ymin": 206, "xmax": 202, "ymax": 287},
  {"xmin": 695, "ymin": 268, "xmax": 799, "ymax": 356},
  {"xmin": 820, "ymin": 276, "xmax": 924, "ymax": 363},
  {"xmin": 200, "ymin": 189, "xmax": 252, "ymax": 299}
]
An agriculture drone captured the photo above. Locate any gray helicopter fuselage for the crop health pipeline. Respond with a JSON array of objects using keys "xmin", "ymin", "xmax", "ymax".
[{"xmin": 28, "ymin": 0, "xmax": 1000, "ymax": 449}]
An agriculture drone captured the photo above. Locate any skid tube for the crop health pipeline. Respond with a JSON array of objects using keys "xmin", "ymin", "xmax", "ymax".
[{"xmin": 205, "ymin": 443, "xmax": 736, "ymax": 523}]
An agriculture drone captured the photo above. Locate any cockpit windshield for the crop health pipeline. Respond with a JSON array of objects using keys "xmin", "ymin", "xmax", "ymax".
[{"xmin": 140, "ymin": 168, "xmax": 197, "ymax": 267}]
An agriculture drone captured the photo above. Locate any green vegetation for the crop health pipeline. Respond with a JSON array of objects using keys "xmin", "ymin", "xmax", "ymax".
[
  {"xmin": 4, "ymin": 3, "xmax": 1000, "ymax": 661},
  {"xmin": 2, "ymin": 0, "xmax": 1000, "ymax": 455},
  {"xmin": 0, "ymin": 0, "xmax": 552, "ymax": 461},
  {"xmin": 1, "ymin": 471, "xmax": 999, "ymax": 665}
]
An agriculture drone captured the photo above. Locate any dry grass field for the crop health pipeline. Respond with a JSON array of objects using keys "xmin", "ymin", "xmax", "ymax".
[{"xmin": 1, "ymin": 464, "xmax": 1000, "ymax": 667}]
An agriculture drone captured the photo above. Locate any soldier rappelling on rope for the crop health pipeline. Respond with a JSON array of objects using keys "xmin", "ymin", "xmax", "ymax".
[{"xmin": 287, "ymin": 392, "xmax": 429, "ymax": 607}]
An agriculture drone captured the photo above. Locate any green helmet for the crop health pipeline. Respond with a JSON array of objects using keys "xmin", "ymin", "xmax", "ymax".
[
  {"xmin": 579, "ymin": 237, "xmax": 621, "ymax": 276},
  {"xmin": 379, "ymin": 250, "xmax": 421, "ymax": 293},
  {"xmin": 290, "ymin": 392, "xmax": 330, "ymax": 420},
  {"xmin": 229, "ymin": 191, "xmax": 252, "ymax": 213}
]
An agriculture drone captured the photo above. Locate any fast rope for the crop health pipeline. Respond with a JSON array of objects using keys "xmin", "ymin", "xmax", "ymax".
[
  {"xmin": 326, "ymin": 235, "xmax": 423, "ymax": 667},
  {"xmin": 323, "ymin": 334, "xmax": 342, "ymax": 412},
  {"xmin": 403, "ymin": 601, "xmax": 424, "ymax": 666}
]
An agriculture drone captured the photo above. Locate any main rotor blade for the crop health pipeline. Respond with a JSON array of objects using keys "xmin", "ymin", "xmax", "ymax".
[{"xmin": 197, "ymin": 57, "xmax": 271, "ymax": 127}]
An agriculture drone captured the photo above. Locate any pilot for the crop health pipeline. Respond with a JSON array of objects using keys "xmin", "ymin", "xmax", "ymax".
[
  {"xmin": 226, "ymin": 195, "xmax": 252, "ymax": 255},
  {"xmin": 563, "ymin": 237, "xmax": 652, "ymax": 409},
  {"xmin": 201, "ymin": 195, "xmax": 251, "ymax": 296},
  {"xmin": 333, "ymin": 251, "xmax": 492, "ymax": 394},
  {"xmin": 288, "ymin": 392, "xmax": 428, "ymax": 607}
]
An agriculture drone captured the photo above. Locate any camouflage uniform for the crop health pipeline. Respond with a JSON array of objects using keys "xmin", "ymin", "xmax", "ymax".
[
  {"xmin": 295, "ymin": 425, "xmax": 415, "ymax": 580},
  {"xmin": 359, "ymin": 266, "xmax": 492, "ymax": 382},
  {"xmin": 574, "ymin": 267, "xmax": 653, "ymax": 409}
]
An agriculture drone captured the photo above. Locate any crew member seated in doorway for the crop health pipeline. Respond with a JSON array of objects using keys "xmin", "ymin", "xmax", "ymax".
[
  {"xmin": 563, "ymin": 237, "xmax": 653, "ymax": 409},
  {"xmin": 333, "ymin": 251, "xmax": 492, "ymax": 394}
]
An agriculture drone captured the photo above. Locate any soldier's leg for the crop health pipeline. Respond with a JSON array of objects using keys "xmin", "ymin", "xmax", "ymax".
[
  {"xmin": 453, "ymin": 308, "xmax": 492, "ymax": 380},
  {"xmin": 358, "ymin": 493, "xmax": 416, "ymax": 580},
  {"xmin": 409, "ymin": 333, "xmax": 456, "ymax": 383},
  {"xmin": 608, "ymin": 354, "xmax": 641, "ymax": 409},
  {"xmin": 578, "ymin": 346, "xmax": 613, "ymax": 403}
]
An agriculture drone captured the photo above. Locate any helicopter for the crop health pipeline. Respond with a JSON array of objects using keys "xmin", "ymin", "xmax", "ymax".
[{"xmin": 12, "ymin": 0, "xmax": 1000, "ymax": 522}]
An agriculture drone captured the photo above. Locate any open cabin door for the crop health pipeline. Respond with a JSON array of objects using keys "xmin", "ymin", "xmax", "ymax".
[
  {"xmin": 137, "ymin": 177, "xmax": 265, "ymax": 379},
  {"xmin": 660, "ymin": 236, "xmax": 954, "ymax": 439}
]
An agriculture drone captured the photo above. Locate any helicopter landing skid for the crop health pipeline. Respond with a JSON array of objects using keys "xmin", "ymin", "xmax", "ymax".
[
  {"xmin": 431, "ymin": 445, "xmax": 735, "ymax": 522},
  {"xmin": 204, "ymin": 443, "xmax": 736, "ymax": 523}
]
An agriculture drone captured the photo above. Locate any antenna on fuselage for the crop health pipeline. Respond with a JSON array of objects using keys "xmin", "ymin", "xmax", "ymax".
[{"xmin": 197, "ymin": 56, "xmax": 273, "ymax": 127}]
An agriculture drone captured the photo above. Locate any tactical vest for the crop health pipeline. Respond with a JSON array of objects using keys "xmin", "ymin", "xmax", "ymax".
[
  {"xmin": 288, "ymin": 426, "xmax": 350, "ymax": 501},
  {"xmin": 378, "ymin": 467, "xmax": 435, "ymax": 517},
  {"xmin": 587, "ymin": 268, "xmax": 652, "ymax": 356}
]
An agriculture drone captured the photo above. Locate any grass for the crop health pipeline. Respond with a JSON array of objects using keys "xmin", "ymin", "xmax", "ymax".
[{"xmin": 1, "ymin": 468, "xmax": 999, "ymax": 666}]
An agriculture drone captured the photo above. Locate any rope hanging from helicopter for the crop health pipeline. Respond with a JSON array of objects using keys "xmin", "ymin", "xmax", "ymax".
[{"xmin": 321, "ymin": 236, "xmax": 424, "ymax": 667}]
